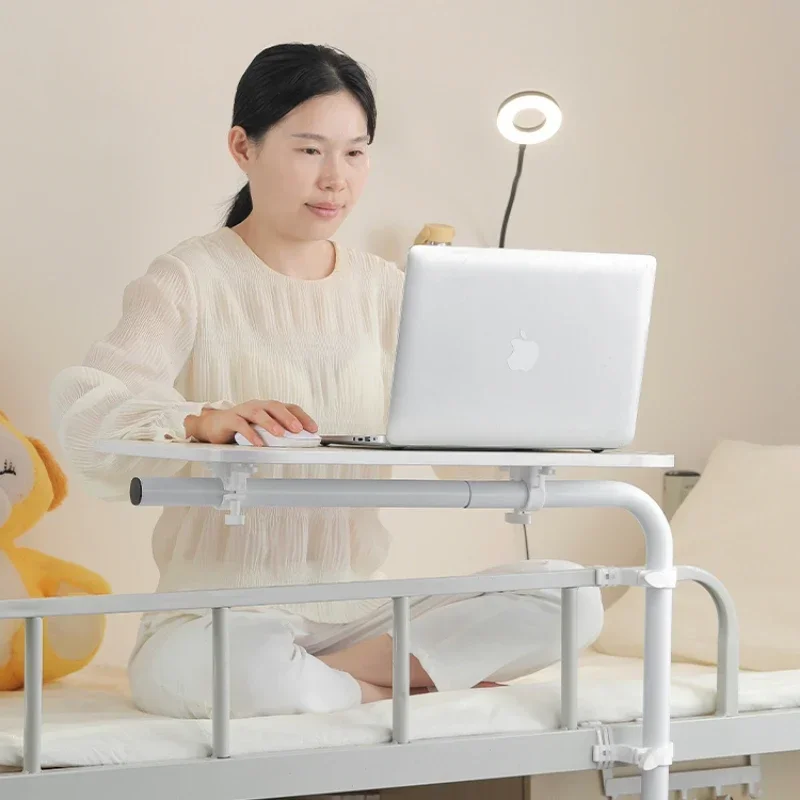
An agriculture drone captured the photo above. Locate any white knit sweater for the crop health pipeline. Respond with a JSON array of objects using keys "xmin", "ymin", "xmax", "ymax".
[{"xmin": 50, "ymin": 227, "xmax": 406, "ymax": 624}]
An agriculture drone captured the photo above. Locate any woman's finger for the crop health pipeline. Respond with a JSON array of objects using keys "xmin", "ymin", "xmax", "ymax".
[
  {"xmin": 245, "ymin": 408, "xmax": 286, "ymax": 437},
  {"xmin": 264, "ymin": 402, "xmax": 303, "ymax": 433},
  {"xmin": 287, "ymin": 404, "xmax": 318, "ymax": 432},
  {"xmin": 232, "ymin": 416, "xmax": 263, "ymax": 447}
]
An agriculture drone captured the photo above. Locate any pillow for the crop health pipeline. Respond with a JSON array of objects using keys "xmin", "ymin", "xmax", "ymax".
[{"xmin": 594, "ymin": 439, "xmax": 800, "ymax": 671}]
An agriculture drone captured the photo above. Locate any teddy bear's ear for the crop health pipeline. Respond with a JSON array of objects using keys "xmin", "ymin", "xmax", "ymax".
[{"xmin": 28, "ymin": 438, "xmax": 68, "ymax": 510}]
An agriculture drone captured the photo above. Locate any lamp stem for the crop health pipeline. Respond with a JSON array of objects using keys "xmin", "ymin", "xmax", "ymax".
[{"xmin": 498, "ymin": 144, "xmax": 527, "ymax": 248}]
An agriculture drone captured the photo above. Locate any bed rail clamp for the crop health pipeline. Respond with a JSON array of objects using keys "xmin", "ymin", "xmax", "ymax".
[
  {"xmin": 594, "ymin": 566, "xmax": 677, "ymax": 589},
  {"xmin": 592, "ymin": 726, "xmax": 674, "ymax": 771},
  {"xmin": 504, "ymin": 466, "xmax": 552, "ymax": 525},
  {"xmin": 598, "ymin": 750, "xmax": 762, "ymax": 798},
  {"xmin": 210, "ymin": 462, "xmax": 258, "ymax": 526}
]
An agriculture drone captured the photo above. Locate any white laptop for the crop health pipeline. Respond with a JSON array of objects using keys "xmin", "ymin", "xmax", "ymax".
[{"xmin": 323, "ymin": 245, "xmax": 656, "ymax": 452}]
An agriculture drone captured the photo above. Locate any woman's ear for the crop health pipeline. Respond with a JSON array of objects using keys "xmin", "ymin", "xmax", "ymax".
[
  {"xmin": 28, "ymin": 438, "xmax": 68, "ymax": 511},
  {"xmin": 228, "ymin": 126, "xmax": 253, "ymax": 173}
]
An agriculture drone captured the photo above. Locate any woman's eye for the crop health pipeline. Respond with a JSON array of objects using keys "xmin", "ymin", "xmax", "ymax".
[
  {"xmin": 301, "ymin": 148, "xmax": 321, "ymax": 155},
  {"xmin": 348, "ymin": 150, "xmax": 365, "ymax": 158}
]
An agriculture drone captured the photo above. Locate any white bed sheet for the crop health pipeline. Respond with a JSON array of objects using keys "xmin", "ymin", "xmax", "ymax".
[{"xmin": 2, "ymin": 651, "xmax": 800, "ymax": 770}]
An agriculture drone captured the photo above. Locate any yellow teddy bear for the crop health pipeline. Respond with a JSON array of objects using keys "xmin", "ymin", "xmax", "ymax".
[{"xmin": 0, "ymin": 410, "xmax": 110, "ymax": 690}]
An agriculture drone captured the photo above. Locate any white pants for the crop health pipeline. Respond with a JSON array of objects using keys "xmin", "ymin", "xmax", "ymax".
[{"xmin": 128, "ymin": 559, "xmax": 604, "ymax": 719}]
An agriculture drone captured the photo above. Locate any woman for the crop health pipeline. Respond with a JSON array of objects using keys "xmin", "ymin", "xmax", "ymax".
[{"xmin": 50, "ymin": 43, "xmax": 603, "ymax": 719}]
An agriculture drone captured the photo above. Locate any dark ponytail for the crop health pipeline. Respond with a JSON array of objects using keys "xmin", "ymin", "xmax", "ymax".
[
  {"xmin": 226, "ymin": 184, "xmax": 253, "ymax": 229},
  {"xmin": 224, "ymin": 43, "xmax": 377, "ymax": 228}
]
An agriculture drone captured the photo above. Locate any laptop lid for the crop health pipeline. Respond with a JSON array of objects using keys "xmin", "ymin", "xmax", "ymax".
[{"xmin": 386, "ymin": 245, "xmax": 656, "ymax": 450}]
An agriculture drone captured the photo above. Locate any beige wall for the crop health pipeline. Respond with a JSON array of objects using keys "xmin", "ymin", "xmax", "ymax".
[{"xmin": 1, "ymin": 0, "xmax": 798, "ymax": 677}]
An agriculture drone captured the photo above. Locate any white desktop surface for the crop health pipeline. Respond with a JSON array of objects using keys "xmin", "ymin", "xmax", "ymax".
[{"xmin": 95, "ymin": 440, "xmax": 674, "ymax": 470}]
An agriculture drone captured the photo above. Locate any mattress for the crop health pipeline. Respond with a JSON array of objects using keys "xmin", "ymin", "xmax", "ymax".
[{"xmin": 2, "ymin": 651, "xmax": 800, "ymax": 770}]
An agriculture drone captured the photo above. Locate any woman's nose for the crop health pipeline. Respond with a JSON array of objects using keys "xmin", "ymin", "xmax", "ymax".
[
  {"xmin": 319, "ymin": 160, "xmax": 346, "ymax": 192},
  {"xmin": 320, "ymin": 174, "xmax": 346, "ymax": 192}
]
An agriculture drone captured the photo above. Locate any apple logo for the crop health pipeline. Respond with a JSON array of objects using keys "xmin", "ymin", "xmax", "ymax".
[{"xmin": 507, "ymin": 330, "xmax": 540, "ymax": 372}]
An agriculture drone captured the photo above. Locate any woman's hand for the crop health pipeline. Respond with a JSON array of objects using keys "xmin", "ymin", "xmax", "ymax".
[{"xmin": 185, "ymin": 400, "xmax": 318, "ymax": 446}]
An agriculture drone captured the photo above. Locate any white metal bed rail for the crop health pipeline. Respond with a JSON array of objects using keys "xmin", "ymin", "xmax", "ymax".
[
  {"xmin": 132, "ymin": 470, "xmax": 679, "ymax": 800},
  {"xmin": 1, "ymin": 563, "xmax": 738, "ymax": 776}
]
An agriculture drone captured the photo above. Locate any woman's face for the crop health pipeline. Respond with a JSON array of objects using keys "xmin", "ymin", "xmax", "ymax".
[{"xmin": 230, "ymin": 91, "xmax": 371, "ymax": 241}]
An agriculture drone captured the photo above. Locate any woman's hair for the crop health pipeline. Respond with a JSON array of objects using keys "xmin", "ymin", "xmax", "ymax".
[{"xmin": 224, "ymin": 43, "xmax": 377, "ymax": 228}]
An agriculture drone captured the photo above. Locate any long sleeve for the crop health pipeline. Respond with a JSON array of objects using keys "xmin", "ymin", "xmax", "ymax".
[
  {"xmin": 50, "ymin": 254, "xmax": 229, "ymax": 500},
  {"xmin": 44, "ymin": 229, "xmax": 466, "ymax": 626}
]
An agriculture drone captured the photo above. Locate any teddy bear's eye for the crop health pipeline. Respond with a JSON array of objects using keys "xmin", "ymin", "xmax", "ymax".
[{"xmin": 0, "ymin": 459, "xmax": 16, "ymax": 476}]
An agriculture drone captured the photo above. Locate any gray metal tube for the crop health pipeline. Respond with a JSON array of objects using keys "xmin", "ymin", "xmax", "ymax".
[
  {"xmin": 677, "ymin": 567, "xmax": 739, "ymax": 716},
  {"xmin": 23, "ymin": 616, "xmax": 43, "ymax": 774},
  {"xmin": 466, "ymin": 480, "xmax": 529, "ymax": 509},
  {"xmin": 392, "ymin": 597, "xmax": 411, "ymax": 744},
  {"xmin": 0, "ymin": 567, "xmax": 597, "ymax": 619},
  {"xmin": 0, "ymin": 569, "xmax": 601, "ymax": 620},
  {"xmin": 543, "ymin": 481, "xmax": 674, "ymax": 569},
  {"xmin": 131, "ymin": 477, "xmax": 528, "ymax": 510},
  {"xmin": 545, "ymin": 481, "xmax": 673, "ymax": 800},
  {"xmin": 560, "ymin": 588, "xmax": 578, "ymax": 730},
  {"xmin": 212, "ymin": 607, "xmax": 231, "ymax": 758}
]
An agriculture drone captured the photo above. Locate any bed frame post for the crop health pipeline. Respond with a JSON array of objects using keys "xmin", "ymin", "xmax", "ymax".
[
  {"xmin": 640, "ymin": 560, "xmax": 673, "ymax": 799},
  {"xmin": 212, "ymin": 607, "xmax": 231, "ymax": 758},
  {"xmin": 676, "ymin": 567, "xmax": 739, "ymax": 716},
  {"xmin": 560, "ymin": 587, "xmax": 579, "ymax": 729},
  {"xmin": 392, "ymin": 596, "xmax": 411, "ymax": 745},
  {"xmin": 23, "ymin": 616, "xmax": 43, "ymax": 774}
]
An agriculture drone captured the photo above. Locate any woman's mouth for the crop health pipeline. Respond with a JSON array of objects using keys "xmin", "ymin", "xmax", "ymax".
[{"xmin": 305, "ymin": 204, "xmax": 342, "ymax": 219}]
